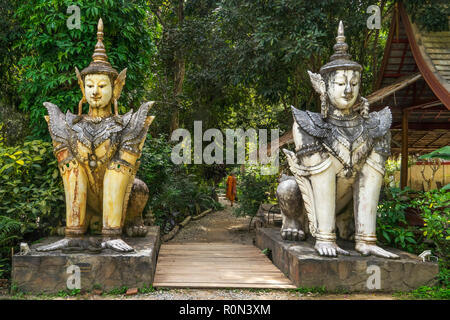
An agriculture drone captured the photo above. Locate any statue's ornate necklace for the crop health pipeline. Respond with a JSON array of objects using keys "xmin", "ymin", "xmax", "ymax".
[
  {"xmin": 84, "ymin": 116, "xmax": 103, "ymax": 124},
  {"xmin": 327, "ymin": 112, "xmax": 362, "ymax": 128}
]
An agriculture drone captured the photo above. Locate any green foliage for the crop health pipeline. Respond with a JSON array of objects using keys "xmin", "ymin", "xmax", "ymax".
[
  {"xmin": 0, "ymin": 139, "xmax": 65, "ymax": 278},
  {"xmin": 377, "ymin": 188, "xmax": 419, "ymax": 253},
  {"xmin": 0, "ymin": 104, "xmax": 30, "ymax": 146},
  {"xmin": 138, "ymin": 134, "xmax": 223, "ymax": 233},
  {"xmin": 377, "ymin": 188, "xmax": 449, "ymax": 255},
  {"xmin": 377, "ymin": 187, "xmax": 449, "ymax": 288},
  {"xmin": 232, "ymin": 167, "xmax": 278, "ymax": 219},
  {"xmin": 149, "ymin": 0, "xmax": 392, "ymax": 135},
  {"xmin": 15, "ymin": 0, "xmax": 156, "ymax": 138},
  {"xmin": 419, "ymin": 146, "xmax": 450, "ymax": 161},
  {"xmin": 138, "ymin": 284, "xmax": 156, "ymax": 294},
  {"xmin": 0, "ymin": 0, "xmax": 22, "ymax": 109},
  {"xmin": 107, "ymin": 286, "xmax": 128, "ymax": 295},
  {"xmin": 395, "ymin": 286, "xmax": 450, "ymax": 300},
  {"xmin": 57, "ymin": 289, "xmax": 81, "ymax": 297},
  {"xmin": 293, "ymin": 286, "xmax": 327, "ymax": 295},
  {"xmin": 405, "ymin": 0, "xmax": 449, "ymax": 32}
]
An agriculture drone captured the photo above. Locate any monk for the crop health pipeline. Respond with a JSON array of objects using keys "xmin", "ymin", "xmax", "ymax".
[{"xmin": 225, "ymin": 173, "xmax": 237, "ymax": 206}]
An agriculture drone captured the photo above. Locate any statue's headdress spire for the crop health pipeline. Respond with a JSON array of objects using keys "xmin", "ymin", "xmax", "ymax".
[
  {"xmin": 319, "ymin": 21, "xmax": 362, "ymax": 76},
  {"xmin": 80, "ymin": 18, "xmax": 118, "ymax": 80}
]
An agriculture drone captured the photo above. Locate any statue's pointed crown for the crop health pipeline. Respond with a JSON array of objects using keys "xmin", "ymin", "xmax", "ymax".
[
  {"xmin": 80, "ymin": 18, "xmax": 118, "ymax": 80},
  {"xmin": 319, "ymin": 21, "xmax": 362, "ymax": 76}
]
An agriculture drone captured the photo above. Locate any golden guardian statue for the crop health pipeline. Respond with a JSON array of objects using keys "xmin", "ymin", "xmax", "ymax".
[{"xmin": 37, "ymin": 19, "xmax": 154, "ymax": 253}]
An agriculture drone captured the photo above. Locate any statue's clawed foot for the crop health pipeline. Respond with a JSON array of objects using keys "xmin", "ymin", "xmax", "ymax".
[
  {"xmin": 281, "ymin": 227, "xmax": 305, "ymax": 241},
  {"xmin": 280, "ymin": 217, "xmax": 305, "ymax": 241},
  {"xmin": 355, "ymin": 242, "xmax": 399, "ymax": 259},
  {"xmin": 36, "ymin": 238, "xmax": 71, "ymax": 252},
  {"xmin": 315, "ymin": 241, "xmax": 350, "ymax": 257},
  {"xmin": 101, "ymin": 239, "xmax": 134, "ymax": 252},
  {"xmin": 125, "ymin": 223, "xmax": 148, "ymax": 237}
]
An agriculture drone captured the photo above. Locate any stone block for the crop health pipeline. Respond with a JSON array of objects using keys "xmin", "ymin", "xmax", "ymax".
[
  {"xmin": 12, "ymin": 226, "xmax": 160, "ymax": 294},
  {"xmin": 256, "ymin": 227, "xmax": 439, "ymax": 292}
]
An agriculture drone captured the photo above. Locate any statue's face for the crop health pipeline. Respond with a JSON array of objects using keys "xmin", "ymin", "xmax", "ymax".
[
  {"xmin": 84, "ymin": 74, "xmax": 113, "ymax": 109},
  {"xmin": 327, "ymin": 70, "xmax": 360, "ymax": 110}
]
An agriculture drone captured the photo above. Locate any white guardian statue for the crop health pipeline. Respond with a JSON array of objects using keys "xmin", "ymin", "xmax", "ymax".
[{"xmin": 277, "ymin": 21, "xmax": 399, "ymax": 259}]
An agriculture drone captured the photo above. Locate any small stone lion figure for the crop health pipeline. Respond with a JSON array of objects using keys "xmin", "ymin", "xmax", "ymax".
[{"xmin": 37, "ymin": 19, "xmax": 154, "ymax": 253}]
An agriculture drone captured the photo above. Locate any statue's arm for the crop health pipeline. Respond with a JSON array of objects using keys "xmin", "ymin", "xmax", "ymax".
[{"xmin": 293, "ymin": 121, "xmax": 329, "ymax": 167}]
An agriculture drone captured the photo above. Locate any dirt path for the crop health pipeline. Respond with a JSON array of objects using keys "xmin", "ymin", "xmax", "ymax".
[{"xmin": 170, "ymin": 197, "xmax": 255, "ymax": 245}]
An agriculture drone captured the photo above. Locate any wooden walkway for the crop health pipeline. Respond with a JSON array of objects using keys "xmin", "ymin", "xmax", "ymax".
[{"xmin": 153, "ymin": 242, "xmax": 296, "ymax": 289}]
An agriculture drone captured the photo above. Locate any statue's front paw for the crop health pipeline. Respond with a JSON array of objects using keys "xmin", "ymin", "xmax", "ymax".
[
  {"xmin": 281, "ymin": 228, "xmax": 305, "ymax": 241},
  {"xmin": 314, "ymin": 241, "xmax": 350, "ymax": 257},
  {"xmin": 36, "ymin": 238, "xmax": 71, "ymax": 252},
  {"xmin": 101, "ymin": 239, "xmax": 134, "ymax": 252},
  {"xmin": 125, "ymin": 225, "xmax": 148, "ymax": 237},
  {"xmin": 355, "ymin": 242, "xmax": 399, "ymax": 259}
]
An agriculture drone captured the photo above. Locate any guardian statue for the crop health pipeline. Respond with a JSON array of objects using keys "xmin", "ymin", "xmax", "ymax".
[
  {"xmin": 278, "ymin": 21, "xmax": 399, "ymax": 259},
  {"xmin": 37, "ymin": 19, "xmax": 153, "ymax": 253}
]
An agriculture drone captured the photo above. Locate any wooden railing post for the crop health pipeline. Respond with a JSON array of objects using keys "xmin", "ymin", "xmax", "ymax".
[{"xmin": 400, "ymin": 109, "xmax": 409, "ymax": 189}]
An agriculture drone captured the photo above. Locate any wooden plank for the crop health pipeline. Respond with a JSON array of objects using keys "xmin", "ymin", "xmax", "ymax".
[
  {"xmin": 162, "ymin": 242, "xmax": 253, "ymax": 247},
  {"xmin": 158, "ymin": 252, "xmax": 266, "ymax": 257},
  {"xmin": 155, "ymin": 261, "xmax": 279, "ymax": 268},
  {"xmin": 427, "ymin": 48, "xmax": 450, "ymax": 54},
  {"xmin": 159, "ymin": 248, "xmax": 263, "ymax": 253},
  {"xmin": 153, "ymin": 282, "xmax": 296, "ymax": 289},
  {"xmin": 154, "ymin": 243, "xmax": 295, "ymax": 289},
  {"xmin": 155, "ymin": 267, "xmax": 282, "ymax": 272},
  {"xmin": 154, "ymin": 274, "xmax": 291, "ymax": 282}
]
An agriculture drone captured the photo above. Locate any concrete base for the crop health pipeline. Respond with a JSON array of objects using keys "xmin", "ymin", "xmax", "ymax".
[
  {"xmin": 256, "ymin": 227, "xmax": 439, "ymax": 292},
  {"xmin": 12, "ymin": 226, "xmax": 160, "ymax": 294}
]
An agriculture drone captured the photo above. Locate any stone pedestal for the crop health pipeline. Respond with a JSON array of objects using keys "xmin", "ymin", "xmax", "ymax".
[
  {"xmin": 12, "ymin": 226, "xmax": 160, "ymax": 294},
  {"xmin": 256, "ymin": 227, "xmax": 439, "ymax": 292}
]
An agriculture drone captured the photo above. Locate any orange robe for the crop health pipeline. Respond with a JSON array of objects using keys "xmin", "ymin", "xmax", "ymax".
[{"xmin": 226, "ymin": 175, "xmax": 237, "ymax": 202}]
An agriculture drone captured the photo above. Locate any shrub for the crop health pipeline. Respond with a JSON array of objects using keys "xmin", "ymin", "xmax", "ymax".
[
  {"xmin": 232, "ymin": 166, "xmax": 278, "ymax": 221},
  {"xmin": 0, "ymin": 139, "xmax": 65, "ymax": 278},
  {"xmin": 138, "ymin": 134, "xmax": 223, "ymax": 234},
  {"xmin": 377, "ymin": 187, "xmax": 449, "ymax": 287}
]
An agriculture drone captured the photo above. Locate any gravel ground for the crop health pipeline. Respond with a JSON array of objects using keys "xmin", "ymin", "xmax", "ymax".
[{"xmin": 2, "ymin": 289, "xmax": 394, "ymax": 300}]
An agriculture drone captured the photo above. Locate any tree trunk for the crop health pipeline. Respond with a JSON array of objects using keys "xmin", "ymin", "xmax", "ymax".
[{"xmin": 170, "ymin": 0, "xmax": 185, "ymax": 133}]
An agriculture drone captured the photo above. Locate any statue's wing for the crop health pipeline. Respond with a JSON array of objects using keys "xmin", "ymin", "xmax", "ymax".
[
  {"xmin": 121, "ymin": 102, "xmax": 153, "ymax": 150},
  {"xmin": 44, "ymin": 102, "xmax": 70, "ymax": 144},
  {"xmin": 366, "ymin": 107, "xmax": 392, "ymax": 138},
  {"xmin": 291, "ymin": 106, "xmax": 328, "ymax": 138}
]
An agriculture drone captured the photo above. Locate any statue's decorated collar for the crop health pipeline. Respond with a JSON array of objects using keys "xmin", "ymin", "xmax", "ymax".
[{"xmin": 319, "ymin": 21, "xmax": 362, "ymax": 76}]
